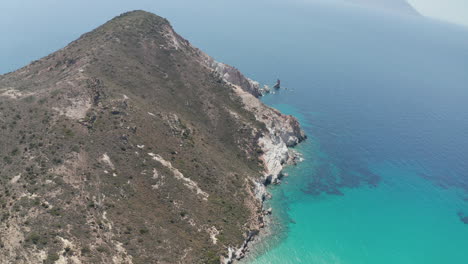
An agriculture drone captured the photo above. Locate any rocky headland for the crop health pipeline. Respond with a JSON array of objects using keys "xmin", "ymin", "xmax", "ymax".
[{"xmin": 0, "ymin": 10, "xmax": 304, "ymax": 263}]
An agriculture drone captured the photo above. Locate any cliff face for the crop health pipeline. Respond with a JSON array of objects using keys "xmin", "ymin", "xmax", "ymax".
[{"xmin": 0, "ymin": 11, "xmax": 304, "ymax": 264}]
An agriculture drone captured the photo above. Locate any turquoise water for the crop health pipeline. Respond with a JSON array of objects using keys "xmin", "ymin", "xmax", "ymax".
[
  {"xmin": 3, "ymin": 1, "xmax": 468, "ymax": 263},
  {"xmin": 245, "ymin": 137, "xmax": 468, "ymax": 263},
  {"xmin": 238, "ymin": 2, "xmax": 468, "ymax": 263}
]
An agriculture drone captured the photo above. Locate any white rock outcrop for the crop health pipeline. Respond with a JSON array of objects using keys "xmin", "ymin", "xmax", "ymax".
[
  {"xmin": 231, "ymin": 85, "xmax": 305, "ymax": 184},
  {"xmin": 148, "ymin": 153, "xmax": 209, "ymax": 200}
]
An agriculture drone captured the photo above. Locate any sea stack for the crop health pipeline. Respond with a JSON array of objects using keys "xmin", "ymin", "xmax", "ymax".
[
  {"xmin": 273, "ymin": 79, "xmax": 281, "ymax": 89},
  {"xmin": 0, "ymin": 10, "xmax": 304, "ymax": 263}
]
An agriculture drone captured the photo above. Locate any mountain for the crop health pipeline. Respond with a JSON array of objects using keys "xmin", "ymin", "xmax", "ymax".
[
  {"xmin": 0, "ymin": 10, "xmax": 305, "ymax": 264},
  {"xmin": 346, "ymin": 0, "xmax": 420, "ymax": 16}
]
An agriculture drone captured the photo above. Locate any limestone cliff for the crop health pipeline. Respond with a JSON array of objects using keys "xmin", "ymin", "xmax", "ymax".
[{"xmin": 0, "ymin": 10, "xmax": 304, "ymax": 264}]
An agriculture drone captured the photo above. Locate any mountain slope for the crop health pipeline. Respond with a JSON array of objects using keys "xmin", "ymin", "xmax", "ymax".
[{"xmin": 0, "ymin": 11, "xmax": 304, "ymax": 264}]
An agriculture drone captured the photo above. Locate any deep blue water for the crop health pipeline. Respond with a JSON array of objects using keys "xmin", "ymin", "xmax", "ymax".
[
  {"xmin": 236, "ymin": 1, "xmax": 468, "ymax": 263},
  {"xmin": 2, "ymin": 0, "xmax": 468, "ymax": 263}
]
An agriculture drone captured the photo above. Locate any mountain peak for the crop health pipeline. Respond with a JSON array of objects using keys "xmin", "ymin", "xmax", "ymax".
[
  {"xmin": 78, "ymin": 10, "xmax": 171, "ymax": 44},
  {"xmin": 104, "ymin": 10, "xmax": 169, "ymax": 29}
]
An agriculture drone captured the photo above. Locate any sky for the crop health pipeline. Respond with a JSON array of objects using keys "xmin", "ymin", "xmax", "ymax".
[
  {"xmin": 0, "ymin": 0, "xmax": 467, "ymax": 74},
  {"xmin": 0, "ymin": 0, "xmax": 241, "ymax": 73},
  {"xmin": 408, "ymin": 0, "xmax": 468, "ymax": 27}
]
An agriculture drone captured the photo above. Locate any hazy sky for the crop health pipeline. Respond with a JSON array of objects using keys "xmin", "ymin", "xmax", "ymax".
[
  {"xmin": 311, "ymin": 0, "xmax": 468, "ymax": 27},
  {"xmin": 0, "ymin": 0, "xmax": 242, "ymax": 73},
  {"xmin": 408, "ymin": 0, "xmax": 468, "ymax": 27},
  {"xmin": 1, "ymin": 0, "xmax": 467, "ymax": 74}
]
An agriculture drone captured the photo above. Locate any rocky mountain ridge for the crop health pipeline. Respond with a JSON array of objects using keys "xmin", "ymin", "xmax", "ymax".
[{"xmin": 0, "ymin": 10, "xmax": 304, "ymax": 264}]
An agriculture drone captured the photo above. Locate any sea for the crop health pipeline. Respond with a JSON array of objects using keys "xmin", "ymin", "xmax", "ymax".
[{"xmin": 2, "ymin": 0, "xmax": 468, "ymax": 263}]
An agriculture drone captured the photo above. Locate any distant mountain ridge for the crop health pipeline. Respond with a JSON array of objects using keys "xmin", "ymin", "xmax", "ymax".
[{"xmin": 346, "ymin": 0, "xmax": 420, "ymax": 15}]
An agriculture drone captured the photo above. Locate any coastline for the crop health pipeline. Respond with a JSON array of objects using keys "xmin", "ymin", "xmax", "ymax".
[
  {"xmin": 5, "ymin": 8, "xmax": 468, "ymax": 264},
  {"xmin": 223, "ymin": 85, "xmax": 306, "ymax": 263},
  {"xmin": 190, "ymin": 45, "xmax": 307, "ymax": 262}
]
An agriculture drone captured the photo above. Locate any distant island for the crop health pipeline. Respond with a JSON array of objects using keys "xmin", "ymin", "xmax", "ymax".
[{"xmin": 0, "ymin": 10, "xmax": 305, "ymax": 263}]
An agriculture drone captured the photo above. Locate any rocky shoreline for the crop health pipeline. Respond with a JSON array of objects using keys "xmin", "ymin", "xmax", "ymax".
[
  {"xmin": 223, "ymin": 84, "xmax": 305, "ymax": 263},
  {"xmin": 194, "ymin": 51, "xmax": 306, "ymax": 263}
]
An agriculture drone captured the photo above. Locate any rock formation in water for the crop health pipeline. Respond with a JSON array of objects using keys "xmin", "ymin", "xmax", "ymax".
[
  {"xmin": 273, "ymin": 79, "xmax": 281, "ymax": 89},
  {"xmin": 0, "ymin": 10, "xmax": 304, "ymax": 264}
]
